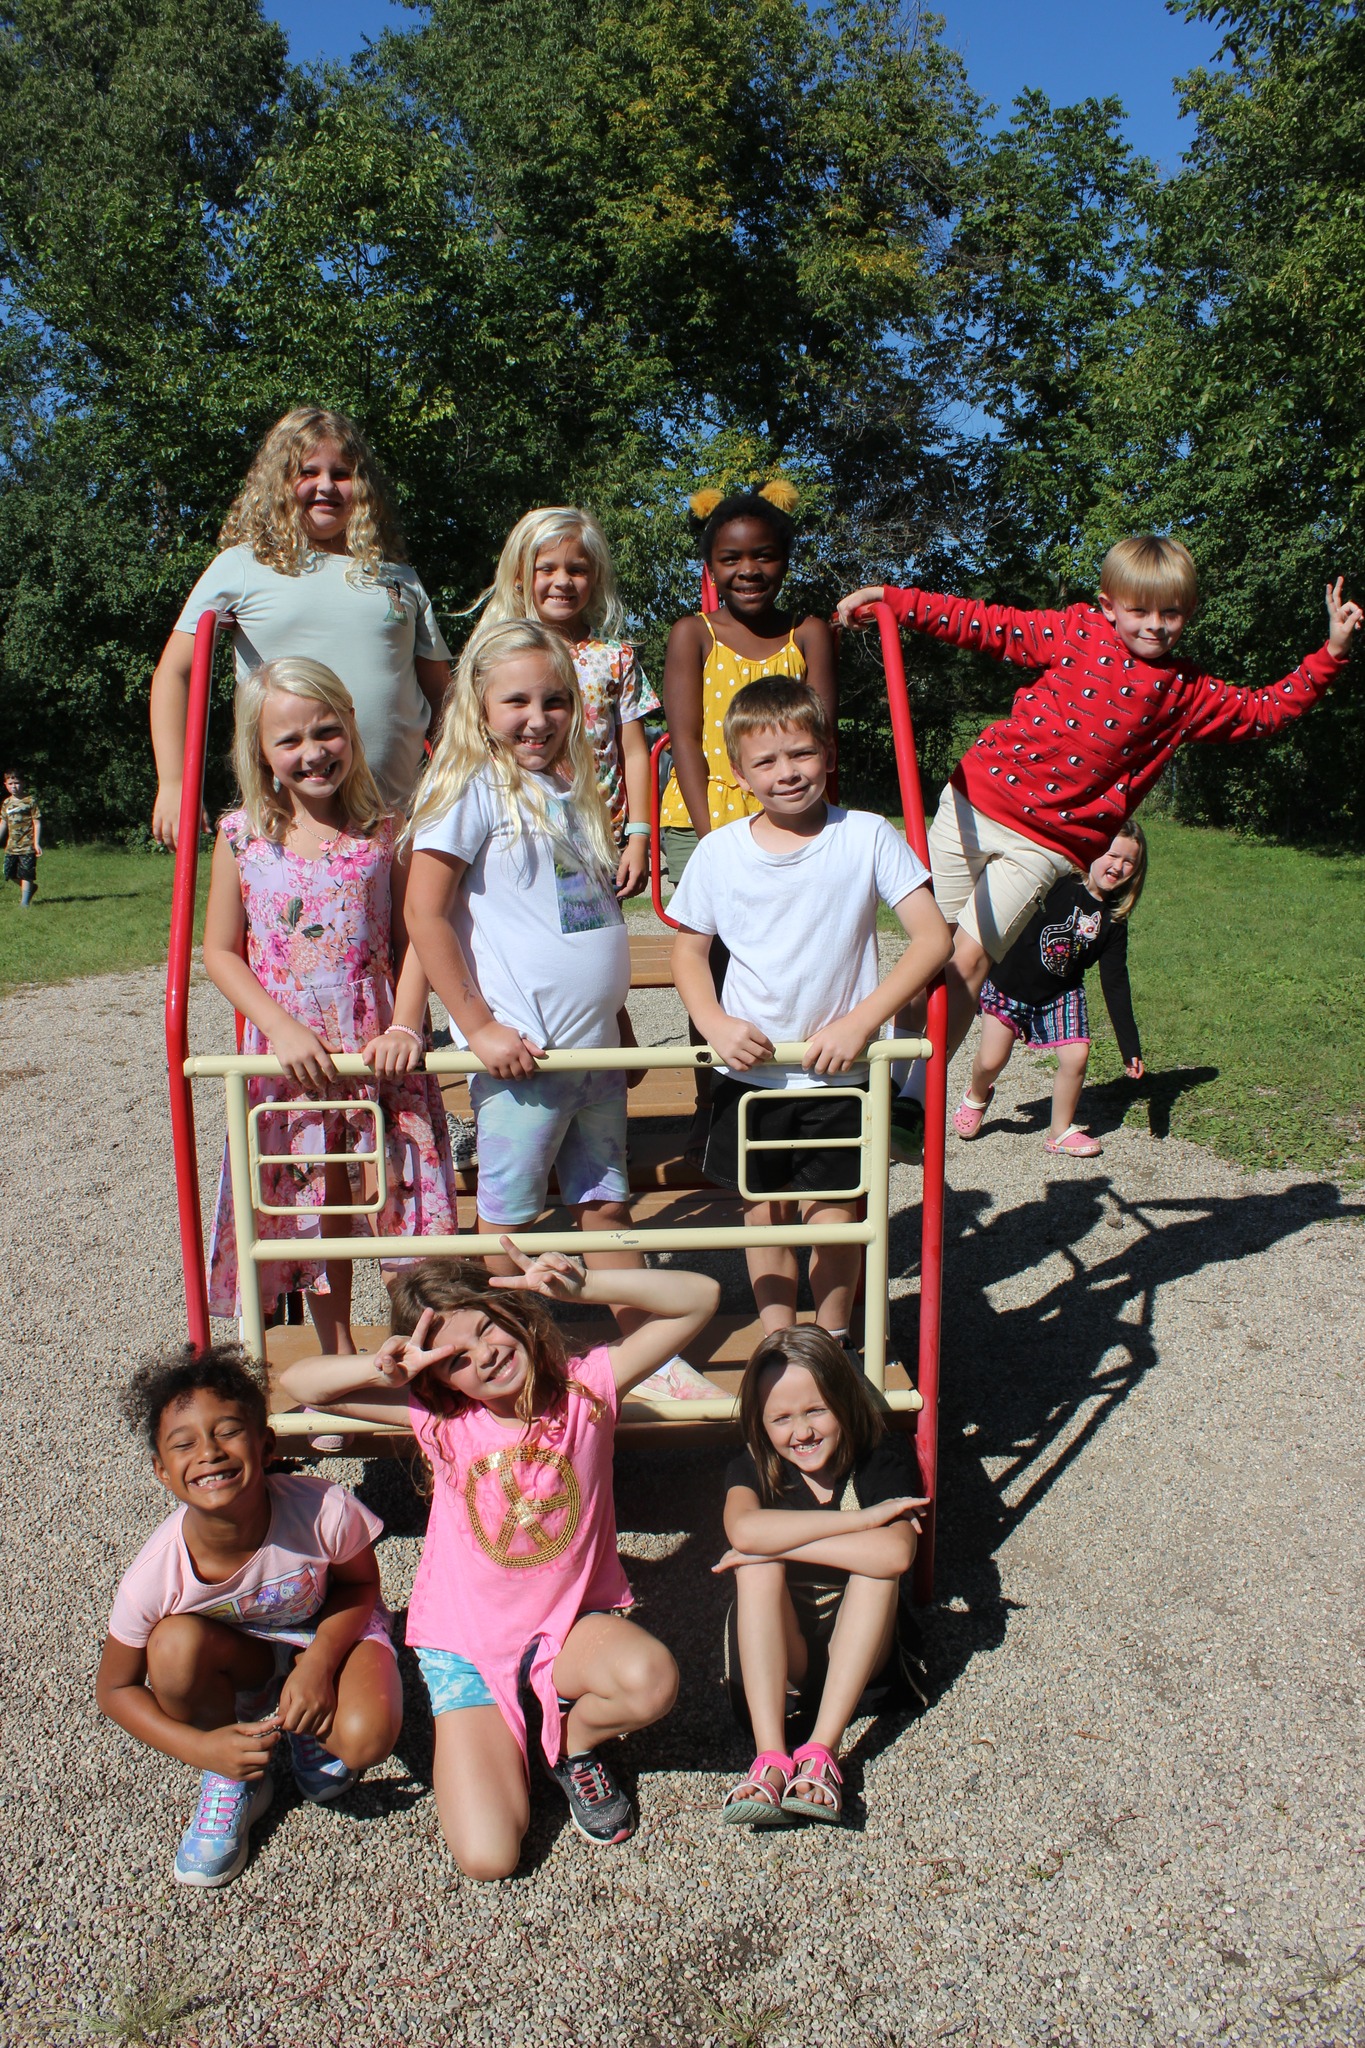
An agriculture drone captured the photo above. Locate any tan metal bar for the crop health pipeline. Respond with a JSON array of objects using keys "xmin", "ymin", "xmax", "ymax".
[
  {"xmin": 249, "ymin": 1223, "xmax": 878, "ymax": 1261},
  {"xmin": 186, "ymin": 1038, "xmax": 933, "ymax": 1079},
  {"xmin": 269, "ymin": 1384, "xmax": 923, "ymax": 1435},
  {"xmin": 860, "ymin": 1052, "xmax": 895, "ymax": 1392},
  {"xmin": 225, "ymin": 1070, "xmax": 267, "ymax": 1361},
  {"xmin": 248, "ymin": 1098, "xmax": 388, "ymax": 1216},
  {"xmin": 737, "ymin": 1083, "xmax": 870, "ymax": 1203}
]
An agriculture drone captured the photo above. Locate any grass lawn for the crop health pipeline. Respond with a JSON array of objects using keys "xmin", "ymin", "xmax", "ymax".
[
  {"xmin": 1081, "ymin": 816, "xmax": 1365, "ymax": 1180},
  {"xmin": 5, "ymin": 821, "xmax": 1363, "ymax": 1181},
  {"xmin": 0, "ymin": 843, "xmax": 209, "ymax": 996}
]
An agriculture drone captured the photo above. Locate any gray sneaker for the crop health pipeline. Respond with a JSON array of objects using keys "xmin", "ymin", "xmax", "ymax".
[
  {"xmin": 547, "ymin": 1749, "xmax": 636, "ymax": 1845},
  {"xmin": 173, "ymin": 1770, "xmax": 274, "ymax": 1887}
]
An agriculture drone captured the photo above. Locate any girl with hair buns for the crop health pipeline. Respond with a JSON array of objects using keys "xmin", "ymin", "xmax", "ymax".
[
  {"xmin": 151, "ymin": 407, "xmax": 452, "ymax": 845},
  {"xmin": 477, "ymin": 506, "xmax": 660, "ymax": 898},
  {"xmin": 202, "ymin": 656, "xmax": 456, "ymax": 1356},
  {"xmin": 660, "ymin": 483, "xmax": 836, "ymax": 1149}
]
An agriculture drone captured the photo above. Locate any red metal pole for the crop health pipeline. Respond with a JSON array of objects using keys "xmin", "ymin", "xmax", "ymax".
[
  {"xmin": 873, "ymin": 602, "xmax": 945, "ymax": 1603},
  {"xmin": 649, "ymin": 732, "xmax": 680, "ymax": 931},
  {"xmin": 164, "ymin": 610, "xmax": 220, "ymax": 1349}
]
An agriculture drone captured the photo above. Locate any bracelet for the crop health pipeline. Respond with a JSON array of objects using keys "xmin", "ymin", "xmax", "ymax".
[
  {"xmin": 386, "ymin": 1024, "xmax": 424, "ymax": 1045},
  {"xmin": 622, "ymin": 822, "xmax": 651, "ymax": 839}
]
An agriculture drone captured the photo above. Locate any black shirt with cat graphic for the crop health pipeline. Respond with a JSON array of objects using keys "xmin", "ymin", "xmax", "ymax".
[{"xmin": 990, "ymin": 874, "xmax": 1140, "ymax": 1063}]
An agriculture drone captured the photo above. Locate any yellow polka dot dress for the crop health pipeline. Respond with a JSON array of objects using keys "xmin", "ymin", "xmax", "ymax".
[{"xmin": 660, "ymin": 617, "xmax": 807, "ymax": 829}]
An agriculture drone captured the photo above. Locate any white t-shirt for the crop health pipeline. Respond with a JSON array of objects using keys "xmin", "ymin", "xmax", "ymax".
[
  {"xmin": 108, "ymin": 1474, "xmax": 386, "ymax": 1649},
  {"xmin": 413, "ymin": 768, "xmax": 630, "ymax": 1050},
  {"xmin": 174, "ymin": 544, "xmax": 451, "ymax": 810},
  {"xmin": 669, "ymin": 806, "xmax": 931, "ymax": 1087}
]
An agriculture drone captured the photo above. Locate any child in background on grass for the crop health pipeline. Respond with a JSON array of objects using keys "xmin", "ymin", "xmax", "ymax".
[
  {"xmin": 96, "ymin": 1347, "xmax": 402, "ymax": 1888},
  {"xmin": 670, "ymin": 679, "xmax": 951, "ymax": 1348},
  {"xmin": 661, "ymin": 484, "xmax": 837, "ymax": 1153},
  {"xmin": 716, "ymin": 1327, "xmax": 926, "ymax": 1828},
  {"xmin": 202, "ymin": 656, "xmax": 456, "ymax": 1355},
  {"xmin": 277, "ymin": 1247, "xmax": 720, "ymax": 1876},
  {"xmin": 476, "ymin": 505, "xmax": 659, "ymax": 898},
  {"xmin": 836, "ymin": 544, "xmax": 1362, "ymax": 1160},
  {"xmin": 1, "ymin": 768, "xmax": 42, "ymax": 907},
  {"xmin": 957, "ymin": 822, "xmax": 1147, "ymax": 1158}
]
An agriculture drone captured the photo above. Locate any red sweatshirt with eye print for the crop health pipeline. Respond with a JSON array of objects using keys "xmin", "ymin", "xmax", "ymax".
[{"xmin": 883, "ymin": 587, "xmax": 1347, "ymax": 869}]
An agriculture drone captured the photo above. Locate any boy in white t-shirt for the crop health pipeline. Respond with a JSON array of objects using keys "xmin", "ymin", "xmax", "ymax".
[
  {"xmin": 96, "ymin": 1347, "xmax": 402, "ymax": 1888},
  {"xmin": 670, "ymin": 680, "xmax": 952, "ymax": 1344}
]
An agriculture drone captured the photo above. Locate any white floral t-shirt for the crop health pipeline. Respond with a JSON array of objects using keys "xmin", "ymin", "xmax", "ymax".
[{"xmin": 571, "ymin": 638, "xmax": 660, "ymax": 835}]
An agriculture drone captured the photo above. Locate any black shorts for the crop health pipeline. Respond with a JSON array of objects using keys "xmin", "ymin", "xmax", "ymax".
[
  {"xmin": 703, "ymin": 1075, "xmax": 866, "ymax": 1197},
  {"xmin": 722, "ymin": 1590, "xmax": 928, "ymax": 1738},
  {"xmin": 4, "ymin": 853, "xmax": 36, "ymax": 883}
]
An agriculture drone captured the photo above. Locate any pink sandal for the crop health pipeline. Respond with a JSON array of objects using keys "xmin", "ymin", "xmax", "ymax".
[
  {"xmin": 952, "ymin": 1086, "xmax": 994, "ymax": 1140},
  {"xmin": 722, "ymin": 1752, "xmax": 792, "ymax": 1827},
  {"xmin": 1045, "ymin": 1125, "xmax": 1103, "ymax": 1157},
  {"xmin": 780, "ymin": 1742, "xmax": 844, "ymax": 1824}
]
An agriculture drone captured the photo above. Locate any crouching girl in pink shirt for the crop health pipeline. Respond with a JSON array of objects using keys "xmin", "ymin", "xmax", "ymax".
[{"xmin": 278, "ymin": 1247, "xmax": 719, "ymax": 1879}]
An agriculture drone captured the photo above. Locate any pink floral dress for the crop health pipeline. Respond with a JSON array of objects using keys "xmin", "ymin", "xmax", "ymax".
[{"xmin": 207, "ymin": 811, "xmax": 457, "ymax": 1319}]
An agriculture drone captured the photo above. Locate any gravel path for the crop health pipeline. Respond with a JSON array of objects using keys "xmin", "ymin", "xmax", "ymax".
[{"xmin": 3, "ymin": 963, "xmax": 1361, "ymax": 2048}]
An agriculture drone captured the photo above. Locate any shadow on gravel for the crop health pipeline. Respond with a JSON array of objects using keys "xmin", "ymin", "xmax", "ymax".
[
  {"xmin": 922, "ymin": 1172, "xmax": 1363, "ymax": 1701},
  {"xmin": 981, "ymin": 1062, "xmax": 1221, "ymax": 1143},
  {"xmin": 329, "ymin": 1172, "xmax": 1360, "ymax": 1806}
]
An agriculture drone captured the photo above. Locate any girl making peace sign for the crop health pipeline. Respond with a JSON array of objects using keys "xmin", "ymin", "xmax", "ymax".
[{"xmin": 278, "ymin": 1248, "xmax": 718, "ymax": 1879}]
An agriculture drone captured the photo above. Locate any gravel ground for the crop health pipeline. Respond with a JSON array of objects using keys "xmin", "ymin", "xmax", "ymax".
[{"xmin": 3, "ymin": 962, "xmax": 1362, "ymax": 2048}]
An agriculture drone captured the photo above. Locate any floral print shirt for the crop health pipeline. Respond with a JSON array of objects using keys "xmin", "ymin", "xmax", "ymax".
[{"xmin": 571, "ymin": 638, "xmax": 659, "ymax": 835}]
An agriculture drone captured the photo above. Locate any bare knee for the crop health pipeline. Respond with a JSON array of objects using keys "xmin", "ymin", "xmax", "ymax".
[
  {"xmin": 618, "ymin": 1638, "xmax": 678, "ymax": 1726},
  {"xmin": 735, "ymin": 1560, "xmax": 788, "ymax": 1609},
  {"xmin": 145, "ymin": 1615, "xmax": 220, "ymax": 1702},
  {"xmin": 448, "ymin": 1832, "xmax": 524, "ymax": 1883}
]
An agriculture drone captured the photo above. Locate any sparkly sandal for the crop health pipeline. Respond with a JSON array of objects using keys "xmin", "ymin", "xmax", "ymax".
[
  {"xmin": 1044, "ymin": 1125, "xmax": 1103, "ymax": 1157},
  {"xmin": 952, "ymin": 1086, "xmax": 994, "ymax": 1140},
  {"xmin": 722, "ymin": 1752, "xmax": 792, "ymax": 1827},
  {"xmin": 781, "ymin": 1742, "xmax": 844, "ymax": 1824}
]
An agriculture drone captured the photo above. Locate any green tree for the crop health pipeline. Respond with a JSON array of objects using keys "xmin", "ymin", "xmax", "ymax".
[{"xmin": 1093, "ymin": 0, "xmax": 1365, "ymax": 839}]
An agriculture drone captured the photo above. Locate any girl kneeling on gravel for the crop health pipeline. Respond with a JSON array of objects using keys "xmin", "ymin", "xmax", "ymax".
[
  {"xmin": 716, "ymin": 1328, "xmax": 926, "ymax": 1827},
  {"xmin": 277, "ymin": 1247, "xmax": 719, "ymax": 1879},
  {"xmin": 96, "ymin": 1348, "xmax": 402, "ymax": 1888}
]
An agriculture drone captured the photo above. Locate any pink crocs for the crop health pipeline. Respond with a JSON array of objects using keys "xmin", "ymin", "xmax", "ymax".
[{"xmin": 952, "ymin": 1087, "xmax": 994, "ymax": 1140}]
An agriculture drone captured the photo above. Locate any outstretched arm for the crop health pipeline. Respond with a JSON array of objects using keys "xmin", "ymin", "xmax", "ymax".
[
  {"xmin": 835, "ymin": 584, "xmax": 1071, "ymax": 668},
  {"xmin": 276, "ymin": 1308, "xmax": 457, "ymax": 1423},
  {"xmin": 149, "ymin": 629, "xmax": 203, "ymax": 848},
  {"xmin": 489, "ymin": 1243, "xmax": 720, "ymax": 1393}
]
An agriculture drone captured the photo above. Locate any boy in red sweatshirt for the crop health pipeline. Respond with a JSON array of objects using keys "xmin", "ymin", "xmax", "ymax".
[{"xmin": 836, "ymin": 536, "xmax": 1361, "ymax": 1156}]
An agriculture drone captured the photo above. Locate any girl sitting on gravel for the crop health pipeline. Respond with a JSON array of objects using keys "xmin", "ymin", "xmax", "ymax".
[
  {"xmin": 715, "ymin": 1328, "xmax": 926, "ymax": 1828},
  {"xmin": 276, "ymin": 1245, "xmax": 720, "ymax": 1878},
  {"xmin": 954, "ymin": 822, "xmax": 1147, "ymax": 1158},
  {"xmin": 202, "ymin": 656, "xmax": 456, "ymax": 1355},
  {"xmin": 96, "ymin": 1346, "xmax": 402, "ymax": 1888}
]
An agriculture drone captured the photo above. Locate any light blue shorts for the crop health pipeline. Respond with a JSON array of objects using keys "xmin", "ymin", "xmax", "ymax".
[
  {"xmin": 469, "ymin": 1068, "xmax": 629, "ymax": 1226},
  {"xmin": 414, "ymin": 1646, "xmax": 497, "ymax": 1716}
]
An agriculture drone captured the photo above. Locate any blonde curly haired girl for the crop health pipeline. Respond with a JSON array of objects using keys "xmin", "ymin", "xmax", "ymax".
[{"xmin": 151, "ymin": 407, "xmax": 452, "ymax": 841}]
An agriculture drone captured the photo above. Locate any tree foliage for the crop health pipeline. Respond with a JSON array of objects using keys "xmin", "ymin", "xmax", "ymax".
[{"xmin": 0, "ymin": 0, "xmax": 1361, "ymax": 842}]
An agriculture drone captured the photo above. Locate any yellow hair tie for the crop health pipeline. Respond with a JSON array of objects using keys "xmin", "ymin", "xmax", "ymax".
[
  {"xmin": 689, "ymin": 488, "xmax": 724, "ymax": 520},
  {"xmin": 759, "ymin": 477, "xmax": 800, "ymax": 515}
]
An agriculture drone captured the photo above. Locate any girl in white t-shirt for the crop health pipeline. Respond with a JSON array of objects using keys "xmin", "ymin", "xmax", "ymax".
[
  {"xmin": 150, "ymin": 406, "xmax": 452, "ymax": 843},
  {"xmin": 475, "ymin": 506, "xmax": 659, "ymax": 898},
  {"xmin": 403, "ymin": 621, "xmax": 647, "ymax": 1281}
]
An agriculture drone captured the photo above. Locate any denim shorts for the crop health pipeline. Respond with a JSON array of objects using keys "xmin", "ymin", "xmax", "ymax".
[
  {"xmin": 414, "ymin": 1646, "xmax": 497, "ymax": 1716},
  {"xmin": 469, "ymin": 1067, "xmax": 628, "ymax": 1225}
]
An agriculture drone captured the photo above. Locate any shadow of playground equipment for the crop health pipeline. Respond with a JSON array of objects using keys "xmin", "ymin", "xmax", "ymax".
[
  {"xmin": 355, "ymin": 1173, "xmax": 1358, "ymax": 1805},
  {"xmin": 918, "ymin": 1171, "xmax": 1361, "ymax": 1701},
  {"xmin": 1005, "ymin": 1063, "xmax": 1221, "ymax": 1143}
]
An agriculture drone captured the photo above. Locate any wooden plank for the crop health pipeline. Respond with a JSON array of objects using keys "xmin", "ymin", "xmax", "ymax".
[{"xmin": 628, "ymin": 935, "xmax": 676, "ymax": 988}]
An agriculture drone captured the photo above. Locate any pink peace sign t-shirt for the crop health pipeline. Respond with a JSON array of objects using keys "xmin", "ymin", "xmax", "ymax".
[{"xmin": 406, "ymin": 1347, "xmax": 632, "ymax": 1766}]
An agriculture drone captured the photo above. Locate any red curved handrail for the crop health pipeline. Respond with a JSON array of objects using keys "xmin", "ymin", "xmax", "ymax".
[
  {"xmin": 649, "ymin": 732, "xmax": 681, "ymax": 931},
  {"xmin": 165, "ymin": 610, "xmax": 221, "ymax": 1350},
  {"xmin": 872, "ymin": 601, "xmax": 947, "ymax": 1603}
]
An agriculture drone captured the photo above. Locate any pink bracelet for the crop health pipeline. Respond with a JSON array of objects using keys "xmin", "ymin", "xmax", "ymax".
[{"xmin": 386, "ymin": 1024, "xmax": 424, "ymax": 1045}]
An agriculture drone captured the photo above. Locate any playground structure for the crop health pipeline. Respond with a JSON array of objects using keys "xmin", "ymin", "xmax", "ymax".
[{"xmin": 164, "ymin": 602, "xmax": 949, "ymax": 1597}]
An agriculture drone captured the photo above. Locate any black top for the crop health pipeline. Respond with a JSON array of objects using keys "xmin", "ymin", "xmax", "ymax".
[
  {"xmin": 725, "ymin": 1430, "xmax": 922, "ymax": 1512},
  {"xmin": 988, "ymin": 874, "xmax": 1141, "ymax": 1063},
  {"xmin": 725, "ymin": 1431, "xmax": 922, "ymax": 1601}
]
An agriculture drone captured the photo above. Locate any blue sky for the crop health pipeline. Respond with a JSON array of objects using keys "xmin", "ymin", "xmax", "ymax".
[{"xmin": 266, "ymin": 0, "xmax": 1225, "ymax": 177}]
